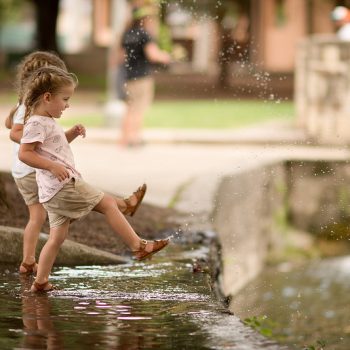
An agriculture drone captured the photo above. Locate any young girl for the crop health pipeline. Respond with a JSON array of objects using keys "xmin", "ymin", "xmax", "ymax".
[
  {"xmin": 19, "ymin": 66, "xmax": 169, "ymax": 292},
  {"xmin": 6, "ymin": 51, "xmax": 147, "ymax": 275}
]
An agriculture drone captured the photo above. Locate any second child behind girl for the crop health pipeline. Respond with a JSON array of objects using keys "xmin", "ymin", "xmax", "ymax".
[{"xmin": 19, "ymin": 66, "xmax": 170, "ymax": 292}]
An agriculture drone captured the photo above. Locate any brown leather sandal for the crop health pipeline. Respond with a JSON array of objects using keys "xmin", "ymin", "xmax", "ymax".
[
  {"xmin": 20, "ymin": 262, "xmax": 37, "ymax": 274},
  {"xmin": 123, "ymin": 184, "xmax": 147, "ymax": 217},
  {"xmin": 31, "ymin": 281, "xmax": 55, "ymax": 293},
  {"xmin": 133, "ymin": 238, "xmax": 170, "ymax": 261}
]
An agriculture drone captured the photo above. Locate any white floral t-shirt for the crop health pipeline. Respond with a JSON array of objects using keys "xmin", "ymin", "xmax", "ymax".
[{"xmin": 21, "ymin": 115, "xmax": 81, "ymax": 203}]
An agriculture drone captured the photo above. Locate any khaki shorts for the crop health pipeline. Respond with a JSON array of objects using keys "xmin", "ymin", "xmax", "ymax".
[
  {"xmin": 14, "ymin": 172, "xmax": 39, "ymax": 205},
  {"xmin": 43, "ymin": 178, "xmax": 104, "ymax": 228},
  {"xmin": 125, "ymin": 76, "xmax": 154, "ymax": 115}
]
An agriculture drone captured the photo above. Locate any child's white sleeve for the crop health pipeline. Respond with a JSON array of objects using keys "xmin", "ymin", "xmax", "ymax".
[{"xmin": 12, "ymin": 104, "xmax": 26, "ymax": 125}]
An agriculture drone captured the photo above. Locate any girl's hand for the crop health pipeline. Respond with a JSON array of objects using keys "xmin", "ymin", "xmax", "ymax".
[
  {"xmin": 49, "ymin": 163, "xmax": 70, "ymax": 182},
  {"xmin": 72, "ymin": 124, "xmax": 86, "ymax": 138}
]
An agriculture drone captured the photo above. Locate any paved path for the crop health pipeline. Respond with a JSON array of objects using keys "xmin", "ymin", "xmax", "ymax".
[{"xmin": 1, "ymin": 120, "xmax": 350, "ymax": 212}]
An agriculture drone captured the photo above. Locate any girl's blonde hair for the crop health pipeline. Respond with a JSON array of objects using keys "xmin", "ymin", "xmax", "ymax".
[
  {"xmin": 23, "ymin": 66, "xmax": 78, "ymax": 123},
  {"xmin": 6, "ymin": 51, "xmax": 67, "ymax": 128}
]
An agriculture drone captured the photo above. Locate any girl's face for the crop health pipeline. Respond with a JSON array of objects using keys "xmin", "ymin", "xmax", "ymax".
[{"xmin": 43, "ymin": 84, "xmax": 74, "ymax": 119}]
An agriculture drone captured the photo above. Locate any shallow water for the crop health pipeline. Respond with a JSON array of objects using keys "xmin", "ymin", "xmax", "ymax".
[
  {"xmin": 230, "ymin": 255, "xmax": 350, "ymax": 349},
  {"xmin": 0, "ymin": 242, "xmax": 268, "ymax": 350}
]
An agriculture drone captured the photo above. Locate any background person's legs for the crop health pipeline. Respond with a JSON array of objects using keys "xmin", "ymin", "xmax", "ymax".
[
  {"xmin": 133, "ymin": 77, "xmax": 154, "ymax": 144},
  {"xmin": 120, "ymin": 107, "xmax": 137, "ymax": 146},
  {"xmin": 121, "ymin": 77, "xmax": 154, "ymax": 146}
]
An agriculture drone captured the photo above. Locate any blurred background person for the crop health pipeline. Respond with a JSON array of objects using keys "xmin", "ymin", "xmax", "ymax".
[{"xmin": 119, "ymin": 5, "xmax": 171, "ymax": 147}]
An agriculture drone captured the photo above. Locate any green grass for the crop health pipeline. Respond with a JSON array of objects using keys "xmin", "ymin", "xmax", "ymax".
[
  {"xmin": 75, "ymin": 72, "xmax": 106, "ymax": 90},
  {"xmin": 60, "ymin": 113, "xmax": 105, "ymax": 128},
  {"xmin": 59, "ymin": 99, "xmax": 294, "ymax": 129},
  {"xmin": 0, "ymin": 91, "xmax": 18, "ymax": 104},
  {"xmin": 144, "ymin": 100, "xmax": 293, "ymax": 129}
]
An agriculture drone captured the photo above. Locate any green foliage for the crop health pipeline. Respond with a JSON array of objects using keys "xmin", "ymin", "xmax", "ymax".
[
  {"xmin": 338, "ymin": 186, "xmax": 350, "ymax": 216},
  {"xmin": 303, "ymin": 339, "xmax": 326, "ymax": 350},
  {"xmin": 274, "ymin": 205, "xmax": 289, "ymax": 233},
  {"xmin": 243, "ymin": 315, "xmax": 275, "ymax": 338},
  {"xmin": 158, "ymin": 23, "xmax": 173, "ymax": 52},
  {"xmin": 168, "ymin": 177, "xmax": 194, "ymax": 208},
  {"xmin": 275, "ymin": 0, "xmax": 287, "ymax": 27},
  {"xmin": 0, "ymin": 0, "xmax": 23, "ymax": 25},
  {"xmin": 273, "ymin": 180, "xmax": 289, "ymax": 233}
]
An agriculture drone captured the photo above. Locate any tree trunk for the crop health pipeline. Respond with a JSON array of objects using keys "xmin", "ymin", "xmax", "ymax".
[
  {"xmin": 217, "ymin": 27, "xmax": 232, "ymax": 89},
  {"xmin": 216, "ymin": 6, "xmax": 231, "ymax": 89},
  {"xmin": 32, "ymin": 0, "xmax": 60, "ymax": 52}
]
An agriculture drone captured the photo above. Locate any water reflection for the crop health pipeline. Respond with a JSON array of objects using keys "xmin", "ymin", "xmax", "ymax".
[
  {"xmin": 11, "ymin": 262, "xmax": 210, "ymax": 350},
  {"xmin": 0, "ymin": 244, "xmax": 240, "ymax": 350},
  {"xmin": 230, "ymin": 256, "xmax": 350, "ymax": 349},
  {"xmin": 19, "ymin": 276, "xmax": 63, "ymax": 349}
]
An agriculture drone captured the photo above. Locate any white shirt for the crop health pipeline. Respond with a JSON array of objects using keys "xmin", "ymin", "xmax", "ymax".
[{"xmin": 11, "ymin": 104, "xmax": 35, "ymax": 178}]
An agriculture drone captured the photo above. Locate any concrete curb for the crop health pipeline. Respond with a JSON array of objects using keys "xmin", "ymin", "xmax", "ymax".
[{"xmin": 0, "ymin": 225, "xmax": 128, "ymax": 266}]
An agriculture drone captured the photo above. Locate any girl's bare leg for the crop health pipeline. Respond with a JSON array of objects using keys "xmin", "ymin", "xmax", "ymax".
[
  {"xmin": 20, "ymin": 203, "xmax": 47, "ymax": 273},
  {"xmin": 94, "ymin": 195, "xmax": 140, "ymax": 250},
  {"xmin": 32, "ymin": 220, "xmax": 70, "ymax": 288},
  {"xmin": 94, "ymin": 194, "xmax": 167, "ymax": 254}
]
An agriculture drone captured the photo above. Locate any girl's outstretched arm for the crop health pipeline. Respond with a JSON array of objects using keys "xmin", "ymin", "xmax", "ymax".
[
  {"xmin": 65, "ymin": 124, "xmax": 86, "ymax": 143},
  {"xmin": 19, "ymin": 142, "xmax": 70, "ymax": 182}
]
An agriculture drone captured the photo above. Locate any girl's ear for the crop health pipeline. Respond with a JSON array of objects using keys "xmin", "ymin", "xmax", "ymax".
[{"xmin": 43, "ymin": 92, "xmax": 51, "ymax": 102}]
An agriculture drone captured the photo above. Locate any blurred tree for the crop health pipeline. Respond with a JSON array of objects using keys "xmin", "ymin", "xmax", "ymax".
[{"xmin": 30, "ymin": 0, "xmax": 60, "ymax": 52}]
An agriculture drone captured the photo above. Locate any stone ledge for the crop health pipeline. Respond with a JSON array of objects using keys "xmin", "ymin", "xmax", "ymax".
[{"xmin": 0, "ymin": 225, "xmax": 127, "ymax": 266}]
